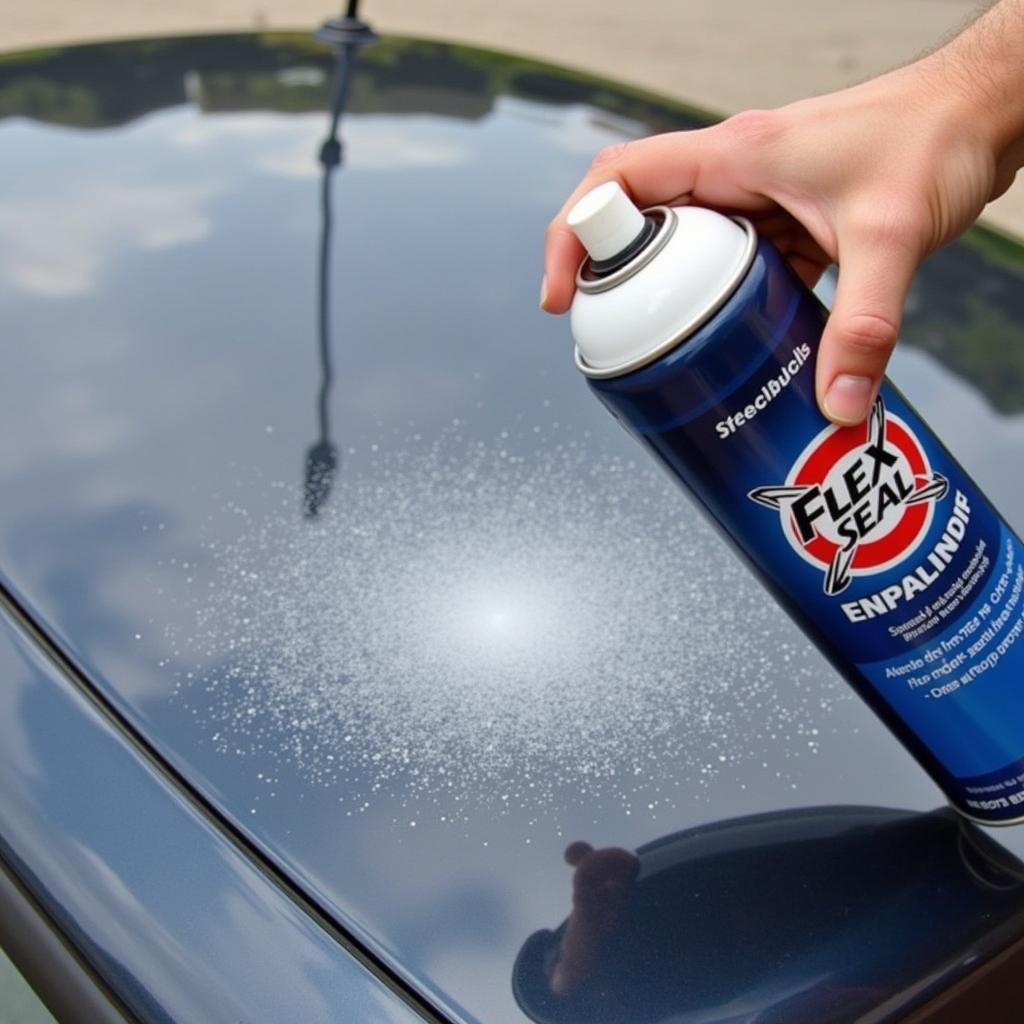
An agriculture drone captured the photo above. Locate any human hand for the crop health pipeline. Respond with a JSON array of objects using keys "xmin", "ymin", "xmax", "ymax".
[{"xmin": 542, "ymin": 13, "xmax": 1024, "ymax": 425}]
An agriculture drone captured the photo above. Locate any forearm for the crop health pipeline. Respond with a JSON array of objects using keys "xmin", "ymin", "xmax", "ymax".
[{"xmin": 918, "ymin": 0, "xmax": 1024, "ymax": 177}]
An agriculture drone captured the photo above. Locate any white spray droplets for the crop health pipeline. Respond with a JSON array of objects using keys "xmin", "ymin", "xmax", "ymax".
[{"xmin": 171, "ymin": 424, "xmax": 833, "ymax": 823}]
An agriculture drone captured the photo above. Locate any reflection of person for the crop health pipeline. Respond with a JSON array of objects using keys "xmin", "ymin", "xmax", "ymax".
[
  {"xmin": 512, "ymin": 806, "xmax": 1024, "ymax": 1024},
  {"xmin": 549, "ymin": 841, "xmax": 639, "ymax": 997},
  {"xmin": 540, "ymin": 0, "xmax": 1024, "ymax": 427}
]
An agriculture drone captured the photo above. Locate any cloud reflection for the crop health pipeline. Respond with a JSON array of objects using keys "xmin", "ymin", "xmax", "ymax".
[
  {"xmin": 0, "ymin": 182, "xmax": 213, "ymax": 297},
  {"xmin": 168, "ymin": 110, "xmax": 471, "ymax": 178}
]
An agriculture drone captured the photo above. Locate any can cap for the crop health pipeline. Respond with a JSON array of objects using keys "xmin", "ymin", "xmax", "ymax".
[
  {"xmin": 567, "ymin": 181, "xmax": 646, "ymax": 261},
  {"xmin": 569, "ymin": 187, "xmax": 753, "ymax": 376}
]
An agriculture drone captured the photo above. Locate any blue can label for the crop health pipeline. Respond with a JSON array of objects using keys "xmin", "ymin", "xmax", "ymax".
[
  {"xmin": 744, "ymin": 386, "xmax": 1024, "ymax": 819},
  {"xmin": 710, "ymin": 354, "xmax": 1024, "ymax": 821},
  {"xmin": 748, "ymin": 397, "xmax": 951, "ymax": 599},
  {"xmin": 588, "ymin": 245, "xmax": 1024, "ymax": 822}
]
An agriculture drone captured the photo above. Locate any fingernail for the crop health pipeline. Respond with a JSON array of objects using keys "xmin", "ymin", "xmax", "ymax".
[
  {"xmin": 539, "ymin": 275, "xmax": 549, "ymax": 311},
  {"xmin": 824, "ymin": 374, "xmax": 874, "ymax": 425}
]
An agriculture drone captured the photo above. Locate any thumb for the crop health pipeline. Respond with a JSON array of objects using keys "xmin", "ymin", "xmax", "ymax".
[{"xmin": 815, "ymin": 237, "xmax": 917, "ymax": 425}]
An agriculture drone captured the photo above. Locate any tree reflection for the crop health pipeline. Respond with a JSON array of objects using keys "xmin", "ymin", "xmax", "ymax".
[
  {"xmin": 1, "ymin": 31, "xmax": 1022, "ymax": 412},
  {"xmin": 302, "ymin": 3, "xmax": 377, "ymax": 518}
]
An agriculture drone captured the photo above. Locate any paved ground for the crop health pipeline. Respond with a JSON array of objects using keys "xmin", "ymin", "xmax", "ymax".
[
  {"xmin": 0, "ymin": 949, "xmax": 54, "ymax": 1024},
  {"xmin": 1, "ymin": 1, "xmax": 1021, "ymax": 237}
]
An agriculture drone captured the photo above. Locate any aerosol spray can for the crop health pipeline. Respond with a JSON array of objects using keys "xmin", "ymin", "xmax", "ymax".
[{"xmin": 567, "ymin": 181, "xmax": 1024, "ymax": 825}]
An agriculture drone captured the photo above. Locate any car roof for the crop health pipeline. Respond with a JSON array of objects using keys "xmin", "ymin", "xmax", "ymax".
[{"xmin": 2, "ymin": 31, "xmax": 1024, "ymax": 1024}]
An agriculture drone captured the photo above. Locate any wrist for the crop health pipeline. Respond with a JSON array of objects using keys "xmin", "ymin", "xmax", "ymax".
[{"xmin": 914, "ymin": 2, "xmax": 1024, "ymax": 173}]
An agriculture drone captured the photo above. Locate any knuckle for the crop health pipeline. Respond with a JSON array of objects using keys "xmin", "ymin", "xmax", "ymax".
[
  {"xmin": 545, "ymin": 218, "xmax": 565, "ymax": 242},
  {"xmin": 839, "ymin": 312, "xmax": 899, "ymax": 356},
  {"xmin": 850, "ymin": 204, "xmax": 921, "ymax": 250},
  {"xmin": 721, "ymin": 108, "xmax": 782, "ymax": 147},
  {"xmin": 589, "ymin": 142, "xmax": 630, "ymax": 170}
]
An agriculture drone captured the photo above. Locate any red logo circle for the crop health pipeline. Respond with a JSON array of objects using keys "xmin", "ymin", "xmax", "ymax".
[
  {"xmin": 748, "ymin": 399, "xmax": 949, "ymax": 595},
  {"xmin": 789, "ymin": 415, "xmax": 931, "ymax": 573}
]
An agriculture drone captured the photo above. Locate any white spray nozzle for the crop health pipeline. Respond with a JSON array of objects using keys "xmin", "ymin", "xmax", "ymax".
[{"xmin": 566, "ymin": 181, "xmax": 646, "ymax": 262}]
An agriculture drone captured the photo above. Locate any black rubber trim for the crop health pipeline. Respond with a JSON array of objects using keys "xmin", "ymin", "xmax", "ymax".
[
  {"xmin": 0, "ymin": 854, "xmax": 137, "ymax": 1024},
  {"xmin": 585, "ymin": 212, "xmax": 658, "ymax": 276},
  {"xmin": 0, "ymin": 580, "xmax": 451, "ymax": 1024}
]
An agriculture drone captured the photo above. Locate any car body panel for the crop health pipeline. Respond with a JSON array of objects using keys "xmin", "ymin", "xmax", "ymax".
[
  {"xmin": 2, "ymin": 32, "xmax": 1024, "ymax": 1024},
  {"xmin": 0, "ymin": 598, "xmax": 430, "ymax": 1024}
]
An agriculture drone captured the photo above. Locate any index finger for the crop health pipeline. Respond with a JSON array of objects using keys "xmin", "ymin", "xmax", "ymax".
[{"xmin": 541, "ymin": 127, "xmax": 739, "ymax": 314}]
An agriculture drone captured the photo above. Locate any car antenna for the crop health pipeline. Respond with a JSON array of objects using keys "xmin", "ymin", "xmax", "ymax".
[{"xmin": 304, "ymin": 2, "xmax": 378, "ymax": 518}]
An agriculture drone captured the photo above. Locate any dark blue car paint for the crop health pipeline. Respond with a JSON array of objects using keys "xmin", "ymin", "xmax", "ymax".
[
  {"xmin": 1, "ymin": 32, "xmax": 1024, "ymax": 1024},
  {"xmin": 0, "ymin": 595, "xmax": 429, "ymax": 1024},
  {"xmin": 513, "ymin": 805, "xmax": 1024, "ymax": 1023}
]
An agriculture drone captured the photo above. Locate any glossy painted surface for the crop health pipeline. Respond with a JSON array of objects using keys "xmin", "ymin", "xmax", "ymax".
[
  {"xmin": 0, "ymin": 606, "xmax": 427, "ymax": 1024},
  {"xmin": 513, "ymin": 806, "xmax": 1024, "ymax": 1023},
  {"xmin": 1, "ymin": 32, "xmax": 1024, "ymax": 1024}
]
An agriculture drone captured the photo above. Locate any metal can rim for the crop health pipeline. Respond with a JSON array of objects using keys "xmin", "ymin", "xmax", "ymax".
[
  {"xmin": 574, "ymin": 212, "xmax": 757, "ymax": 380},
  {"xmin": 575, "ymin": 205, "xmax": 677, "ymax": 295},
  {"xmin": 955, "ymin": 806, "xmax": 1024, "ymax": 828}
]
